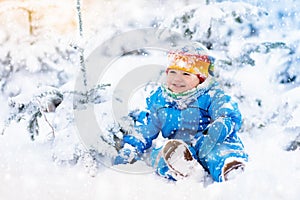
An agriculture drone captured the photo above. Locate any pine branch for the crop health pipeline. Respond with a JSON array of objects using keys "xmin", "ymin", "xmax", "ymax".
[
  {"xmin": 27, "ymin": 109, "xmax": 42, "ymax": 140},
  {"xmin": 286, "ymin": 133, "xmax": 300, "ymax": 151}
]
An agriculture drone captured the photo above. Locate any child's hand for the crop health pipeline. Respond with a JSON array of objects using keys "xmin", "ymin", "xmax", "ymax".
[
  {"xmin": 114, "ymin": 143, "xmax": 140, "ymax": 165},
  {"xmin": 197, "ymin": 120, "xmax": 227, "ymax": 158},
  {"xmin": 129, "ymin": 109, "xmax": 149, "ymax": 125}
]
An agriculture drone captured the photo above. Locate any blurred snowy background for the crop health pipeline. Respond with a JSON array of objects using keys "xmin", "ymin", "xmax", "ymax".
[{"xmin": 0, "ymin": 0, "xmax": 299, "ymax": 199}]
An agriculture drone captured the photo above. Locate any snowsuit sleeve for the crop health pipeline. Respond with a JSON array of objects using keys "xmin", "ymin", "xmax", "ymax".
[
  {"xmin": 123, "ymin": 88, "xmax": 163, "ymax": 153},
  {"xmin": 197, "ymin": 88, "xmax": 242, "ymax": 158}
]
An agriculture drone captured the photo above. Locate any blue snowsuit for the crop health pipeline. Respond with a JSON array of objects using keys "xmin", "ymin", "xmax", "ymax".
[{"xmin": 117, "ymin": 78, "xmax": 248, "ymax": 182}]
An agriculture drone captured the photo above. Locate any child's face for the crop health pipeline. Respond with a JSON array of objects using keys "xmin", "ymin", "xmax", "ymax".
[{"xmin": 166, "ymin": 69, "xmax": 200, "ymax": 93}]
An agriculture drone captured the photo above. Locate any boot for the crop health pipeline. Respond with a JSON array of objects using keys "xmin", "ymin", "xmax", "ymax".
[
  {"xmin": 162, "ymin": 139, "xmax": 197, "ymax": 178},
  {"xmin": 222, "ymin": 160, "xmax": 245, "ymax": 181}
]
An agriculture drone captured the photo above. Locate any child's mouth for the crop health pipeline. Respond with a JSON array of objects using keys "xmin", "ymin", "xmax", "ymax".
[{"xmin": 172, "ymin": 84, "xmax": 185, "ymax": 88}]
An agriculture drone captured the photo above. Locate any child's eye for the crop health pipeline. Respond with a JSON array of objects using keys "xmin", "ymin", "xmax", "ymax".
[
  {"xmin": 169, "ymin": 70, "xmax": 177, "ymax": 74},
  {"xmin": 183, "ymin": 72, "xmax": 191, "ymax": 76}
]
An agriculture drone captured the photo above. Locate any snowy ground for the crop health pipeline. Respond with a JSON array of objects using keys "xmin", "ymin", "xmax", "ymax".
[
  {"xmin": 1, "ymin": 0, "xmax": 300, "ymax": 200},
  {"xmin": 1, "ymin": 123, "xmax": 299, "ymax": 200}
]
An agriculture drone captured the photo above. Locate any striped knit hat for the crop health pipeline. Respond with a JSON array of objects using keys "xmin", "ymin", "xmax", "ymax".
[{"xmin": 167, "ymin": 47, "xmax": 215, "ymax": 81}]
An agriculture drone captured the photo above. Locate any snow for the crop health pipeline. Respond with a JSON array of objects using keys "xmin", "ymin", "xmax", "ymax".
[{"xmin": 1, "ymin": 0, "xmax": 300, "ymax": 200}]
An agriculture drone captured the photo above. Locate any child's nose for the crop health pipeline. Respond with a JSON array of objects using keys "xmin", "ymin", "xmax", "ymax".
[{"xmin": 173, "ymin": 74, "xmax": 183, "ymax": 82}]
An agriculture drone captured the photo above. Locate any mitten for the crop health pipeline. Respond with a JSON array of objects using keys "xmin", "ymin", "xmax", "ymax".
[
  {"xmin": 114, "ymin": 143, "xmax": 140, "ymax": 165},
  {"xmin": 197, "ymin": 120, "xmax": 226, "ymax": 158},
  {"xmin": 129, "ymin": 109, "xmax": 149, "ymax": 124}
]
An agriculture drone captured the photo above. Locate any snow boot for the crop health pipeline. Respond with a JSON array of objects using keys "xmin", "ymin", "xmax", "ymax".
[
  {"xmin": 162, "ymin": 139, "xmax": 201, "ymax": 179},
  {"xmin": 222, "ymin": 159, "xmax": 245, "ymax": 181}
]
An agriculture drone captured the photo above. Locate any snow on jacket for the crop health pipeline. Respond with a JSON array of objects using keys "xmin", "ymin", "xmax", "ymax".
[{"xmin": 123, "ymin": 77, "xmax": 243, "ymax": 158}]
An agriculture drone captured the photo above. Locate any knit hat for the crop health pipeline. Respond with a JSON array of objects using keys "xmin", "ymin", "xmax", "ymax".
[{"xmin": 167, "ymin": 46, "xmax": 215, "ymax": 81}]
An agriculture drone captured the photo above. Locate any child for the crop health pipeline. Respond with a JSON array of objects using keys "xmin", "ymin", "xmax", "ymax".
[{"xmin": 114, "ymin": 45, "xmax": 248, "ymax": 182}]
